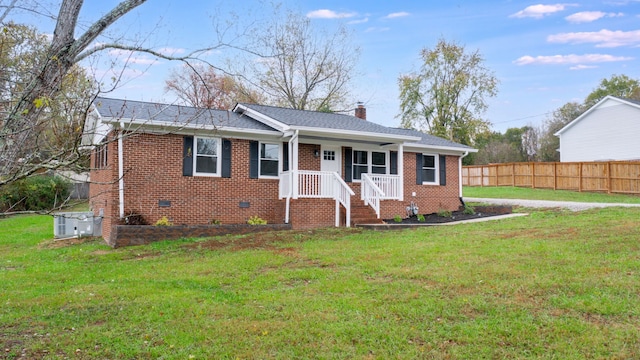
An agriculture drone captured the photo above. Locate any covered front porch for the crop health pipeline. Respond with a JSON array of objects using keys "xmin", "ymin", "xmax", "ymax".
[{"xmin": 278, "ymin": 130, "xmax": 412, "ymax": 227}]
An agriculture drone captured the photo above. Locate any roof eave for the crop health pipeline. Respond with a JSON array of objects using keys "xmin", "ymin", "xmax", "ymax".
[
  {"xmin": 404, "ymin": 143, "xmax": 478, "ymax": 153},
  {"xmin": 292, "ymin": 125, "xmax": 421, "ymax": 143},
  {"xmin": 234, "ymin": 104, "xmax": 290, "ymax": 133}
]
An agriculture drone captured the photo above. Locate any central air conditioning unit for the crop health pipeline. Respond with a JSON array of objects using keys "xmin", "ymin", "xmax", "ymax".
[{"xmin": 53, "ymin": 212, "xmax": 95, "ymax": 238}]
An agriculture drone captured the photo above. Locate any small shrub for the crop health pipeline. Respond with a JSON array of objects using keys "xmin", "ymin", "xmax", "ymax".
[
  {"xmin": 393, "ymin": 215, "xmax": 403, "ymax": 223},
  {"xmin": 247, "ymin": 216, "xmax": 267, "ymax": 225},
  {"xmin": 154, "ymin": 216, "xmax": 173, "ymax": 226},
  {"xmin": 119, "ymin": 211, "xmax": 147, "ymax": 225},
  {"xmin": 0, "ymin": 175, "xmax": 71, "ymax": 212},
  {"xmin": 417, "ymin": 214, "xmax": 425, "ymax": 222},
  {"xmin": 463, "ymin": 205, "xmax": 476, "ymax": 215},
  {"xmin": 437, "ymin": 209, "xmax": 452, "ymax": 218}
]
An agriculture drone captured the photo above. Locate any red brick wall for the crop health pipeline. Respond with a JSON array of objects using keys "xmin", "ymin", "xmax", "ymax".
[
  {"xmin": 90, "ymin": 132, "xmax": 464, "ymax": 239},
  {"xmin": 89, "ymin": 132, "xmax": 119, "ymax": 240},
  {"xmin": 298, "ymin": 143, "xmax": 321, "ymax": 171},
  {"xmin": 122, "ymin": 133, "xmax": 285, "ymax": 225},
  {"xmin": 379, "ymin": 153, "xmax": 462, "ymax": 219},
  {"xmin": 289, "ymin": 198, "xmax": 336, "ymax": 229}
]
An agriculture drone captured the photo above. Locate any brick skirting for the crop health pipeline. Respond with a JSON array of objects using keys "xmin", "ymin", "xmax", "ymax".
[{"xmin": 107, "ymin": 223, "xmax": 292, "ymax": 248}]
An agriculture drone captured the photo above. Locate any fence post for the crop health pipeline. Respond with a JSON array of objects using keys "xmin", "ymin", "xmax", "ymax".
[
  {"xmin": 579, "ymin": 163, "xmax": 583, "ymax": 192},
  {"xmin": 553, "ymin": 162, "xmax": 557, "ymax": 190},
  {"xmin": 512, "ymin": 163, "xmax": 515, "ymax": 187},
  {"xmin": 481, "ymin": 166, "xmax": 484, "ymax": 187},
  {"xmin": 607, "ymin": 161, "xmax": 612, "ymax": 194},
  {"xmin": 531, "ymin": 162, "xmax": 535, "ymax": 189}
]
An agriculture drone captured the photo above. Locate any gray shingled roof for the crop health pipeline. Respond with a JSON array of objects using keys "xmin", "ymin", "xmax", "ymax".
[
  {"xmin": 622, "ymin": 97, "xmax": 640, "ymax": 106},
  {"xmin": 240, "ymin": 103, "xmax": 409, "ymax": 136},
  {"xmin": 94, "ymin": 98, "xmax": 473, "ymax": 150},
  {"xmin": 94, "ymin": 97, "xmax": 275, "ymax": 131},
  {"xmin": 240, "ymin": 103, "xmax": 473, "ymax": 149},
  {"xmin": 388, "ymin": 127, "xmax": 475, "ymax": 150}
]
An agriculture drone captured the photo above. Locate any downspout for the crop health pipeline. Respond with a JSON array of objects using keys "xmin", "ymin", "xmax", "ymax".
[
  {"xmin": 459, "ymin": 151, "xmax": 469, "ymax": 207},
  {"xmin": 118, "ymin": 121, "xmax": 125, "ymax": 219}
]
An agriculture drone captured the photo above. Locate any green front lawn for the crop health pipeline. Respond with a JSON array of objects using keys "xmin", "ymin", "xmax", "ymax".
[
  {"xmin": 463, "ymin": 185, "xmax": 640, "ymax": 203},
  {"xmin": 2, "ymin": 209, "xmax": 640, "ymax": 359}
]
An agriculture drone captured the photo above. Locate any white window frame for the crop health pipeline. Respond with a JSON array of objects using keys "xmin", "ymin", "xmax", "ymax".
[
  {"xmin": 352, "ymin": 149, "xmax": 388, "ymax": 181},
  {"xmin": 259, "ymin": 142, "xmax": 280, "ymax": 178},
  {"xmin": 193, "ymin": 136, "xmax": 222, "ymax": 177},
  {"xmin": 421, "ymin": 153, "xmax": 439, "ymax": 185}
]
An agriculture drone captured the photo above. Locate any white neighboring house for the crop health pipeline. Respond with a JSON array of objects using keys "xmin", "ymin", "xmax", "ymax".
[{"xmin": 555, "ymin": 96, "xmax": 640, "ymax": 162}]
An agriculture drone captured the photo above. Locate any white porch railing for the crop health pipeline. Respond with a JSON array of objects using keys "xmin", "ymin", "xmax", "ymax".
[
  {"xmin": 360, "ymin": 174, "xmax": 403, "ymax": 219},
  {"xmin": 361, "ymin": 174, "xmax": 384, "ymax": 218},
  {"xmin": 280, "ymin": 170, "xmax": 355, "ymax": 227},
  {"xmin": 366, "ymin": 174, "xmax": 402, "ymax": 200}
]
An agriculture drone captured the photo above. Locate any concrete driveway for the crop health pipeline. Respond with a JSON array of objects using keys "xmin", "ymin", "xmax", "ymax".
[{"xmin": 464, "ymin": 197, "xmax": 640, "ymax": 211}]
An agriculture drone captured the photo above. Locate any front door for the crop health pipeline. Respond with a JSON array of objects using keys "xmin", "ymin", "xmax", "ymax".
[{"xmin": 320, "ymin": 145, "xmax": 341, "ymax": 175}]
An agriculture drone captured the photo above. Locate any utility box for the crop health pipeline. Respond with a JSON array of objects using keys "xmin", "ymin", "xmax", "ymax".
[{"xmin": 53, "ymin": 212, "xmax": 95, "ymax": 238}]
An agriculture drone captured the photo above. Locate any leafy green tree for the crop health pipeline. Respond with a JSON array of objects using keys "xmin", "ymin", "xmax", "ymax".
[
  {"xmin": 398, "ymin": 38, "xmax": 498, "ymax": 146},
  {"xmin": 0, "ymin": 22, "xmax": 95, "ymax": 182},
  {"xmin": 538, "ymin": 102, "xmax": 584, "ymax": 162},
  {"xmin": 584, "ymin": 74, "xmax": 640, "ymax": 108},
  {"xmin": 1, "ymin": 0, "xmax": 231, "ymax": 188}
]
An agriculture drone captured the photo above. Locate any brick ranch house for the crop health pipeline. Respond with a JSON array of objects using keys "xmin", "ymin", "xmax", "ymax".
[{"xmin": 86, "ymin": 98, "xmax": 476, "ymax": 242}]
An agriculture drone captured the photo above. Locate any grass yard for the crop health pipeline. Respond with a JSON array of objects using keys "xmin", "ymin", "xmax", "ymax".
[
  {"xmin": 463, "ymin": 185, "xmax": 640, "ymax": 204},
  {"xmin": 2, "ymin": 207, "xmax": 640, "ymax": 359}
]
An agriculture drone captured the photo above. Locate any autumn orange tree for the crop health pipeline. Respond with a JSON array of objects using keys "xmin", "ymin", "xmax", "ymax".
[{"xmin": 165, "ymin": 63, "xmax": 262, "ymax": 109}]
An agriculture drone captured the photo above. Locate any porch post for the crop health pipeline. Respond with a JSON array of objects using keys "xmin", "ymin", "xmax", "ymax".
[
  {"xmin": 398, "ymin": 144, "xmax": 404, "ymax": 201},
  {"xmin": 291, "ymin": 130, "xmax": 299, "ymax": 199}
]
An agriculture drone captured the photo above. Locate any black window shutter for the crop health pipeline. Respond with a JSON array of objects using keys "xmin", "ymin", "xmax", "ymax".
[
  {"xmin": 249, "ymin": 141, "xmax": 259, "ymax": 179},
  {"xmin": 221, "ymin": 139, "xmax": 232, "ymax": 178},
  {"xmin": 439, "ymin": 155, "xmax": 447, "ymax": 186},
  {"xmin": 183, "ymin": 136, "xmax": 194, "ymax": 176},
  {"xmin": 282, "ymin": 142, "xmax": 289, "ymax": 172},
  {"xmin": 344, "ymin": 147, "xmax": 352, "ymax": 182},
  {"xmin": 416, "ymin": 153, "xmax": 423, "ymax": 184},
  {"xmin": 390, "ymin": 151, "xmax": 398, "ymax": 175}
]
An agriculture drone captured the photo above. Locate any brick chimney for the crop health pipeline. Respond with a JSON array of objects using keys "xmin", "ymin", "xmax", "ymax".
[{"xmin": 355, "ymin": 102, "xmax": 366, "ymax": 120}]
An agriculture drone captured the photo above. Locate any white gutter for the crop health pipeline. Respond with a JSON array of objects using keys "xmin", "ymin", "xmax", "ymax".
[
  {"xmin": 101, "ymin": 117, "xmax": 282, "ymax": 137},
  {"xmin": 459, "ymin": 151, "xmax": 469, "ymax": 198},
  {"xmin": 118, "ymin": 122, "xmax": 125, "ymax": 219}
]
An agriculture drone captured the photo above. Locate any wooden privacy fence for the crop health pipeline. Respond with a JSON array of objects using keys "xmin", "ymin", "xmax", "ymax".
[{"xmin": 462, "ymin": 161, "xmax": 640, "ymax": 195}]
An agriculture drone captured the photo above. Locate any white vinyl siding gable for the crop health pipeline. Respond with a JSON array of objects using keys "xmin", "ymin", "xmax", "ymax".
[{"xmin": 558, "ymin": 99, "xmax": 640, "ymax": 162}]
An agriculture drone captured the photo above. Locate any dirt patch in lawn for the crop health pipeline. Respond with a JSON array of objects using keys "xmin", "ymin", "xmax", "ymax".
[
  {"xmin": 385, "ymin": 205, "xmax": 513, "ymax": 224},
  {"xmin": 184, "ymin": 227, "xmax": 364, "ymax": 252}
]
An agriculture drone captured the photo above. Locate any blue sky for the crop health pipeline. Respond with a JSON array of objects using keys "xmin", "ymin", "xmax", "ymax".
[{"xmin": 11, "ymin": 1, "xmax": 640, "ymax": 133}]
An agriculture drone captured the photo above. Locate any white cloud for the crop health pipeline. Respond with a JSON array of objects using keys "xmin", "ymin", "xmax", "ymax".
[
  {"xmin": 306, "ymin": 9, "xmax": 357, "ymax": 19},
  {"xmin": 348, "ymin": 17, "xmax": 369, "ymax": 25},
  {"xmin": 384, "ymin": 12, "xmax": 410, "ymax": 19},
  {"xmin": 514, "ymin": 53, "xmax": 632, "ymax": 65},
  {"xmin": 570, "ymin": 64, "xmax": 598, "ymax": 70},
  {"xmin": 364, "ymin": 27, "xmax": 390, "ymax": 33},
  {"xmin": 565, "ymin": 11, "xmax": 624, "ymax": 23},
  {"xmin": 510, "ymin": 4, "xmax": 576, "ymax": 19},
  {"xmin": 548, "ymin": 29, "xmax": 640, "ymax": 47}
]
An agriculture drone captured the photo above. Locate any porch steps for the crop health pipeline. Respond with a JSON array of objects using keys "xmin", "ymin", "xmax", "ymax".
[{"xmin": 350, "ymin": 201, "xmax": 385, "ymax": 226}]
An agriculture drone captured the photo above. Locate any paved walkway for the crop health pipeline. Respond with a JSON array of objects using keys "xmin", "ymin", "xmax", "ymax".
[{"xmin": 464, "ymin": 197, "xmax": 640, "ymax": 211}]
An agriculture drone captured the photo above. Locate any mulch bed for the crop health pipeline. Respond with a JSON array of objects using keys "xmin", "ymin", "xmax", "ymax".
[{"xmin": 385, "ymin": 205, "xmax": 513, "ymax": 224}]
